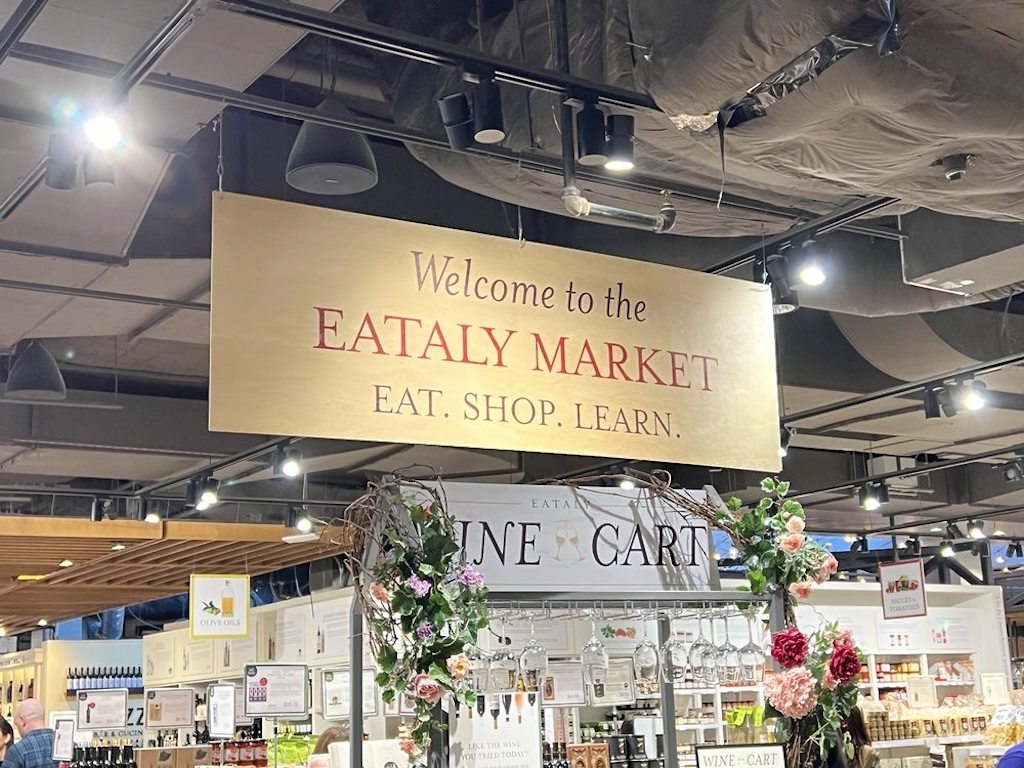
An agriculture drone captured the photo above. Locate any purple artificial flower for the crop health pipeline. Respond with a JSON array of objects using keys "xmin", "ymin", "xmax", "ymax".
[
  {"xmin": 406, "ymin": 574, "xmax": 431, "ymax": 598},
  {"xmin": 457, "ymin": 565, "xmax": 485, "ymax": 589},
  {"xmin": 416, "ymin": 623, "xmax": 435, "ymax": 640}
]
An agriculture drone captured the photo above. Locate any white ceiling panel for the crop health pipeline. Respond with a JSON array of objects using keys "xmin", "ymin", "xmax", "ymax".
[
  {"xmin": 0, "ymin": 446, "xmax": 203, "ymax": 480},
  {"xmin": 142, "ymin": 291, "xmax": 209, "ymax": 344}
]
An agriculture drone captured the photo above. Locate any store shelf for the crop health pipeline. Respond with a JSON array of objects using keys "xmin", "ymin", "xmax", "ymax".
[
  {"xmin": 935, "ymin": 681, "xmax": 975, "ymax": 686},
  {"xmin": 65, "ymin": 688, "xmax": 144, "ymax": 697},
  {"xmin": 676, "ymin": 722, "xmax": 722, "ymax": 730},
  {"xmin": 719, "ymin": 686, "xmax": 761, "ymax": 693},
  {"xmin": 876, "ymin": 739, "xmax": 929, "ymax": 749}
]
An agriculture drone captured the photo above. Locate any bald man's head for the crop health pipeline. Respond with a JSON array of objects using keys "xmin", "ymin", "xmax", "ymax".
[{"xmin": 13, "ymin": 699, "xmax": 43, "ymax": 736}]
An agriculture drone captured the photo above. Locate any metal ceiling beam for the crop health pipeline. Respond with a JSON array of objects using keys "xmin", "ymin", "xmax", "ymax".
[
  {"xmin": 217, "ymin": 0, "xmax": 657, "ymax": 111},
  {"xmin": 0, "ymin": 238, "xmax": 126, "ymax": 266},
  {"xmin": 0, "ymin": 0, "xmax": 47, "ymax": 66},
  {"xmin": 0, "ymin": 0, "xmax": 204, "ymax": 221},
  {"xmin": 9, "ymin": 42, "xmax": 902, "ymax": 241},
  {"xmin": 0, "ymin": 278, "xmax": 210, "ymax": 310}
]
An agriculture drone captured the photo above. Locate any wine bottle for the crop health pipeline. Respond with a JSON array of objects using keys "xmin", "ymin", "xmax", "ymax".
[{"xmin": 26, "ymin": 678, "xmax": 33, "ymax": 698}]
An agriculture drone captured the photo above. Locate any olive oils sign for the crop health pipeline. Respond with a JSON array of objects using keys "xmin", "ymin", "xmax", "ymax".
[
  {"xmin": 209, "ymin": 193, "xmax": 781, "ymax": 471},
  {"xmin": 190, "ymin": 573, "xmax": 250, "ymax": 639}
]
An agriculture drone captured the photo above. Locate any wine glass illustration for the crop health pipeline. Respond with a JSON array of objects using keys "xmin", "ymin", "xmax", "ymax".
[
  {"xmin": 567, "ymin": 526, "xmax": 585, "ymax": 561},
  {"xmin": 554, "ymin": 527, "xmax": 567, "ymax": 561}
]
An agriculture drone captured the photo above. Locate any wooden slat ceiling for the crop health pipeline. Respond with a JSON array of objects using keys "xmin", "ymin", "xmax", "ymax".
[{"xmin": 0, "ymin": 518, "xmax": 352, "ymax": 634}]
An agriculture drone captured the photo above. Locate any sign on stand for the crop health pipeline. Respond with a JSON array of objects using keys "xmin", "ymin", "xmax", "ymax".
[
  {"xmin": 207, "ymin": 683, "xmax": 237, "ymax": 739},
  {"xmin": 210, "ymin": 193, "xmax": 781, "ymax": 472},
  {"xmin": 449, "ymin": 693, "xmax": 542, "ymax": 768},
  {"xmin": 52, "ymin": 718, "xmax": 75, "ymax": 762},
  {"xmin": 905, "ymin": 676, "xmax": 938, "ymax": 707},
  {"xmin": 695, "ymin": 744, "xmax": 785, "ymax": 768},
  {"xmin": 321, "ymin": 668, "xmax": 378, "ymax": 719},
  {"xmin": 243, "ymin": 663, "xmax": 308, "ymax": 718},
  {"xmin": 540, "ymin": 662, "xmax": 586, "ymax": 707},
  {"xmin": 76, "ymin": 689, "xmax": 129, "ymax": 730},
  {"xmin": 144, "ymin": 688, "xmax": 196, "ymax": 728},
  {"xmin": 878, "ymin": 559, "xmax": 927, "ymax": 619},
  {"xmin": 190, "ymin": 574, "xmax": 250, "ymax": 638}
]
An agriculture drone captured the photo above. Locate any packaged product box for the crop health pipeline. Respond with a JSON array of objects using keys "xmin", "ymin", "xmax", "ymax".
[
  {"xmin": 903, "ymin": 756, "xmax": 931, "ymax": 768},
  {"xmin": 177, "ymin": 745, "xmax": 216, "ymax": 768},
  {"xmin": 879, "ymin": 759, "xmax": 902, "ymax": 768},
  {"xmin": 568, "ymin": 744, "xmax": 592, "ymax": 768},
  {"xmin": 138, "ymin": 748, "xmax": 177, "ymax": 768},
  {"xmin": 589, "ymin": 742, "xmax": 611, "ymax": 768}
]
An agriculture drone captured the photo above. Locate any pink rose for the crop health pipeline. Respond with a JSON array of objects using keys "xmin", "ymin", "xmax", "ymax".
[
  {"xmin": 822, "ymin": 668, "xmax": 838, "ymax": 691},
  {"xmin": 789, "ymin": 581, "xmax": 814, "ymax": 600},
  {"xmin": 815, "ymin": 553, "xmax": 838, "ymax": 583},
  {"xmin": 399, "ymin": 739, "xmax": 422, "ymax": 757},
  {"xmin": 412, "ymin": 673, "xmax": 444, "ymax": 704},
  {"xmin": 779, "ymin": 532, "xmax": 805, "ymax": 554},
  {"xmin": 370, "ymin": 582, "xmax": 391, "ymax": 603},
  {"xmin": 786, "ymin": 516, "xmax": 805, "ymax": 534},
  {"xmin": 446, "ymin": 653, "xmax": 471, "ymax": 680}
]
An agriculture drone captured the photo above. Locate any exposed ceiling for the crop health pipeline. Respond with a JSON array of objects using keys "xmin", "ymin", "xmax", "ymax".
[{"xmin": 0, "ymin": 0, "xmax": 1023, "ymax": 598}]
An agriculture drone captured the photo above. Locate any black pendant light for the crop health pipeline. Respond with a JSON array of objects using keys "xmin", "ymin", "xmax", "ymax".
[
  {"xmin": 438, "ymin": 93, "xmax": 474, "ymax": 150},
  {"xmin": 286, "ymin": 95, "xmax": 378, "ymax": 196},
  {"xmin": 575, "ymin": 102, "xmax": 607, "ymax": 167},
  {"xmin": 471, "ymin": 77, "xmax": 505, "ymax": 144},
  {"xmin": 4, "ymin": 340, "xmax": 67, "ymax": 400},
  {"xmin": 604, "ymin": 114, "xmax": 635, "ymax": 171}
]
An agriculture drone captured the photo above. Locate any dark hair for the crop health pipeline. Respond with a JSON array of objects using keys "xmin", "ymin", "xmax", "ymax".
[
  {"xmin": 0, "ymin": 715, "xmax": 13, "ymax": 745},
  {"xmin": 847, "ymin": 706, "xmax": 871, "ymax": 747},
  {"xmin": 313, "ymin": 725, "xmax": 349, "ymax": 755}
]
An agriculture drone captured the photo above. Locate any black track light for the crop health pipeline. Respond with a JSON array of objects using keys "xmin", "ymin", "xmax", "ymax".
[
  {"xmin": 90, "ymin": 498, "xmax": 103, "ymax": 523},
  {"xmin": 83, "ymin": 150, "xmax": 115, "ymax": 186},
  {"xmin": 858, "ymin": 483, "xmax": 881, "ymax": 512},
  {"xmin": 875, "ymin": 479, "xmax": 890, "ymax": 504},
  {"xmin": 939, "ymin": 539, "xmax": 954, "ymax": 557},
  {"xmin": 778, "ymin": 426, "xmax": 793, "ymax": 458},
  {"xmin": 923, "ymin": 384, "xmax": 941, "ymax": 419},
  {"xmin": 184, "ymin": 476, "xmax": 201, "ymax": 509},
  {"xmin": 970, "ymin": 540, "xmax": 987, "ymax": 557},
  {"xmin": 471, "ymin": 78, "xmax": 505, "ymax": 144},
  {"xmin": 906, "ymin": 536, "xmax": 921, "ymax": 557},
  {"xmin": 762, "ymin": 255, "xmax": 798, "ymax": 315},
  {"xmin": 959, "ymin": 379, "xmax": 987, "ymax": 411},
  {"xmin": 273, "ymin": 445, "xmax": 302, "ymax": 478},
  {"xmin": 1002, "ymin": 460, "xmax": 1024, "ymax": 483},
  {"xmin": 575, "ymin": 102, "xmax": 607, "ymax": 167},
  {"xmin": 968, "ymin": 519, "xmax": 986, "ymax": 539},
  {"xmin": 946, "ymin": 522, "xmax": 966, "ymax": 540},
  {"xmin": 200, "ymin": 477, "xmax": 220, "ymax": 508},
  {"xmin": 284, "ymin": 505, "xmax": 299, "ymax": 528},
  {"xmin": 44, "ymin": 132, "xmax": 79, "ymax": 190},
  {"xmin": 438, "ymin": 93, "xmax": 474, "ymax": 151},
  {"xmin": 850, "ymin": 534, "xmax": 868, "ymax": 554},
  {"xmin": 1009, "ymin": 540, "xmax": 1023, "ymax": 559},
  {"xmin": 604, "ymin": 114, "xmax": 635, "ymax": 171},
  {"xmin": 285, "ymin": 505, "xmax": 313, "ymax": 533}
]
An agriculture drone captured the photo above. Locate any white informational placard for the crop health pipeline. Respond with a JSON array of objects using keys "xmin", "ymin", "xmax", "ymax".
[
  {"xmin": 52, "ymin": 718, "xmax": 75, "ymax": 761},
  {"xmin": 449, "ymin": 692, "xmax": 542, "ymax": 768},
  {"xmin": 330, "ymin": 740, "xmax": 410, "ymax": 768},
  {"xmin": 243, "ymin": 663, "xmax": 308, "ymax": 718},
  {"xmin": 144, "ymin": 688, "xmax": 196, "ymax": 728},
  {"xmin": 982, "ymin": 674, "xmax": 1010, "ymax": 705},
  {"xmin": 321, "ymin": 668, "xmax": 378, "ymax": 719},
  {"xmin": 207, "ymin": 684, "xmax": 236, "ymax": 739},
  {"xmin": 905, "ymin": 676, "xmax": 938, "ymax": 708},
  {"xmin": 190, "ymin": 574, "xmax": 250, "ymax": 639},
  {"xmin": 696, "ymin": 744, "xmax": 785, "ymax": 768},
  {"xmin": 234, "ymin": 684, "xmax": 253, "ymax": 726},
  {"xmin": 877, "ymin": 559, "xmax": 927, "ymax": 620},
  {"xmin": 589, "ymin": 658, "xmax": 636, "ymax": 707},
  {"xmin": 540, "ymin": 662, "xmax": 587, "ymax": 707},
  {"xmin": 76, "ymin": 689, "xmax": 129, "ymax": 730}
]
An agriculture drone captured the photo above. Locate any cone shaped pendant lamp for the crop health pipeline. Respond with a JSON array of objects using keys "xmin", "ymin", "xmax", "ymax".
[
  {"xmin": 5, "ymin": 340, "xmax": 66, "ymax": 400},
  {"xmin": 286, "ymin": 95, "xmax": 378, "ymax": 195}
]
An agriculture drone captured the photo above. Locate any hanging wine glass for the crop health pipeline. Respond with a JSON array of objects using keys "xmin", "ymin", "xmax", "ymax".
[
  {"xmin": 467, "ymin": 644, "xmax": 491, "ymax": 692},
  {"xmin": 688, "ymin": 611, "xmax": 715, "ymax": 684},
  {"xmin": 489, "ymin": 615, "xmax": 518, "ymax": 692},
  {"xmin": 519, "ymin": 615, "xmax": 548, "ymax": 691},
  {"xmin": 633, "ymin": 613, "xmax": 660, "ymax": 692},
  {"xmin": 715, "ymin": 610, "xmax": 741, "ymax": 684},
  {"xmin": 738, "ymin": 605, "xmax": 765, "ymax": 683},
  {"xmin": 659, "ymin": 615, "xmax": 688, "ymax": 685},
  {"xmin": 580, "ymin": 613, "xmax": 609, "ymax": 690}
]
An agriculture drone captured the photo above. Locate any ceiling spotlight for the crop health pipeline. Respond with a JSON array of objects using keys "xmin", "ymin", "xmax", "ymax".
[
  {"xmin": 44, "ymin": 132, "xmax": 79, "ymax": 190},
  {"xmin": 438, "ymin": 92, "xmax": 474, "ymax": 151},
  {"xmin": 604, "ymin": 114, "xmax": 635, "ymax": 171},
  {"xmin": 843, "ymin": 533, "xmax": 857, "ymax": 543},
  {"xmin": 184, "ymin": 476, "xmax": 201, "ymax": 508},
  {"xmin": 939, "ymin": 539, "xmax": 954, "ymax": 557},
  {"xmin": 767, "ymin": 257, "xmax": 800, "ymax": 315},
  {"xmin": 286, "ymin": 95, "xmax": 378, "ymax": 195},
  {"xmin": 144, "ymin": 511, "xmax": 161, "ymax": 524},
  {"xmin": 110, "ymin": 542, "xmax": 126, "ymax": 552},
  {"xmin": 712, "ymin": 551, "xmax": 721, "ymax": 561},
  {"xmin": 797, "ymin": 261, "xmax": 826, "ymax": 287},
  {"xmin": 296, "ymin": 514, "xmax": 314, "ymax": 534},
  {"xmin": 858, "ymin": 483, "xmax": 881, "ymax": 512},
  {"xmin": 850, "ymin": 535, "xmax": 868, "ymax": 553},
  {"xmin": 967, "ymin": 520, "xmax": 986, "ymax": 539},
  {"xmin": 58, "ymin": 559, "xmax": 73, "ymax": 568},
  {"xmin": 994, "ymin": 529, "xmax": 1007, "ymax": 536},
  {"xmin": 83, "ymin": 150, "xmax": 115, "ymax": 186},
  {"xmin": 930, "ymin": 526, "xmax": 943, "ymax": 533},
  {"xmin": 575, "ymin": 101, "xmax": 608, "ymax": 167},
  {"xmin": 1002, "ymin": 461, "xmax": 1023, "ymax": 483},
  {"xmin": 728, "ymin": 546, "xmax": 739, "ymax": 558},
  {"xmin": 4, "ymin": 340, "xmax": 67, "ymax": 400},
  {"xmin": 275, "ymin": 446, "xmax": 302, "ymax": 478},
  {"xmin": 960, "ymin": 380, "xmax": 987, "ymax": 411},
  {"xmin": 923, "ymin": 384, "xmax": 942, "ymax": 420},
  {"xmin": 37, "ymin": 619, "xmax": 48, "ymax": 627},
  {"xmin": 946, "ymin": 522, "xmax": 966, "ymax": 540},
  {"xmin": 83, "ymin": 113, "xmax": 121, "ymax": 150},
  {"xmin": 618, "ymin": 477, "xmax": 637, "ymax": 490},
  {"xmin": 471, "ymin": 77, "xmax": 505, "ymax": 144},
  {"xmin": 778, "ymin": 426, "xmax": 794, "ymax": 458},
  {"xmin": 90, "ymin": 497, "xmax": 103, "ymax": 523},
  {"xmin": 195, "ymin": 499, "xmax": 210, "ymax": 512},
  {"xmin": 1009, "ymin": 540, "xmax": 1024, "ymax": 559},
  {"xmin": 200, "ymin": 477, "xmax": 220, "ymax": 506},
  {"xmin": 906, "ymin": 536, "xmax": 921, "ymax": 556}
]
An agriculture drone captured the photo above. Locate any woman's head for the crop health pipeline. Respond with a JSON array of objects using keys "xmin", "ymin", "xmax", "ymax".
[
  {"xmin": 847, "ymin": 706, "xmax": 871, "ymax": 746},
  {"xmin": 313, "ymin": 724, "xmax": 350, "ymax": 755},
  {"xmin": 0, "ymin": 714, "xmax": 14, "ymax": 758}
]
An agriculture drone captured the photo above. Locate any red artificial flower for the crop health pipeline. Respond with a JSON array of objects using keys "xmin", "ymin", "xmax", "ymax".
[
  {"xmin": 770, "ymin": 626, "xmax": 809, "ymax": 668},
  {"xmin": 828, "ymin": 642, "xmax": 861, "ymax": 684}
]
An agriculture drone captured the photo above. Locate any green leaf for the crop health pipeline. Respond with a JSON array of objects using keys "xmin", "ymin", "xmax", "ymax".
[
  {"xmin": 776, "ymin": 480, "xmax": 791, "ymax": 497},
  {"xmin": 382, "ymin": 689, "xmax": 395, "ymax": 704},
  {"xmin": 379, "ymin": 644, "xmax": 398, "ymax": 673},
  {"xmin": 375, "ymin": 672, "xmax": 391, "ymax": 687},
  {"xmin": 727, "ymin": 497, "xmax": 743, "ymax": 512},
  {"xmin": 760, "ymin": 477, "xmax": 777, "ymax": 494},
  {"xmin": 755, "ymin": 497, "xmax": 773, "ymax": 514},
  {"xmin": 781, "ymin": 499, "xmax": 802, "ymax": 515},
  {"xmin": 747, "ymin": 569, "xmax": 767, "ymax": 594}
]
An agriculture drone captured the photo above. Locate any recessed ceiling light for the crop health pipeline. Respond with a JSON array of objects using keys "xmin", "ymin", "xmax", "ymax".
[
  {"xmin": 930, "ymin": 527, "xmax": 943, "ymax": 533},
  {"xmin": 37, "ymin": 618, "xmax": 48, "ymax": 627},
  {"xmin": 994, "ymin": 529, "xmax": 1006, "ymax": 536},
  {"xmin": 15, "ymin": 574, "xmax": 46, "ymax": 581},
  {"xmin": 58, "ymin": 559, "xmax": 73, "ymax": 568},
  {"xmin": 110, "ymin": 542, "xmax": 126, "ymax": 551},
  {"xmin": 144, "ymin": 512, "xmax": 161, "ymax": 524}
]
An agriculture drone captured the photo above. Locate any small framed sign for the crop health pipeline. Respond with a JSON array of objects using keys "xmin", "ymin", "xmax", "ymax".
[
  {"xmin": 52, "ymin": 718, "xmax": 75, "ymax": 762},
  {"xmin": 877, "ymin": 558, "xmax": 927, "ymax": 620},
  {"xmin": 243, "ymin": 663, "xmax": 308, "ymax": 718}
]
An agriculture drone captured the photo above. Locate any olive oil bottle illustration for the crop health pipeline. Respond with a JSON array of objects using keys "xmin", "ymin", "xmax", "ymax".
[{"xmin": 221, "ymin": 580, "xmax": 235, "ymax": 618}]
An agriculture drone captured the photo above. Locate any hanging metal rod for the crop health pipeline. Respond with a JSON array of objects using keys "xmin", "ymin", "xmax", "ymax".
[{"xmin": 0, "ymin": 278, "xmax": 210, "ymax": 310}]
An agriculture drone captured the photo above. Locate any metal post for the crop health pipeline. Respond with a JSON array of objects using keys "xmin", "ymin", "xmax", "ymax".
[
  {"xmin": 657, "ymin": 616, "xmax": 677, "ymax": 768},
  {"xmin": 350, "ymin": 598, "xmax": 364, "ymax": 768},
  {"xmin": 981, "ymin": 544, "xmax": 994, "ymax": 585},
  {"xmin": 768, "ymin": 589, "xmax": 786, "ymax": 634}
]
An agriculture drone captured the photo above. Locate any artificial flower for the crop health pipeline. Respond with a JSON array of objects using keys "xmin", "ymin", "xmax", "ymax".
[
  {"xmin": 786, "ymin": 516, "xmax": 805, "ymax": 533},
  {"xmin": 457, "ymin": 565, "xmax": 485, "ymax": 589},
  {"xmin": 446, "ymin": 653, "xmax": 471, "ymax": 680},
  {"xmin": 406, "ymin": 574, "xmax": 431, "ymax": 598},
  {"xmin": 411, "ymin": 673, "xmax": 444, "ymax": 704},
  {"xmin": 421, "ymin": 503, "xmax": 432, "ymax": 519},
  {"xmin": 832, "ymin": 628, "xmax": 854, "ymax": 648},
  {"xmin": 822, "ymin": 668, "xmax": 838, "ymax": 691},
  {"xmin": 416, "ymin": 623, "xmax": 435, "ymax": 640},
  {"xmin": 765, "ymin": 667, "xmax": 817, "ymax": 719},
  {"xmin": 779, "ymin": 532, "xmax": 805, "ymax": 554},
  {"xmin": 828, "ymin": 641, "xmax": 861, "ymax": 684},
  {"xmin": 399, "ymin": 739, "xmax": 422, "ymax": 757},
  {"xmin": 789, "ymin": 581, "xmax": 814, "ymax": 600},
  {"xmin": 770, "ymin": 626, "xmax": 809, "ymax": 668},
  {"xmin": 816, "ymin": 553, "xmax": 839, "ymax": 583},
  {"xmin": 370, "ymin": 582, "xmax": 392, "ymax": 603}
]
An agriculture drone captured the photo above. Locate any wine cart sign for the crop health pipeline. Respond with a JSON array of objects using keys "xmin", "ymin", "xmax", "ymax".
[
  {"xmin": 877, "ymin": 559, "xmax": 927, "ymax": 619},
  {"xmin": 695, "ymin": 744, "xmax": 785, "ymax": 768},
  {"xmin": 210, "ymin": 193, "xmax": 780, "ymax": 471},
  {"xmin": 189, "ymin": 573, "xmax": 250, "ymax": 639},
  {"xmin": 426, "ymin": 482, "xmax": 716, "ymax": 593}
]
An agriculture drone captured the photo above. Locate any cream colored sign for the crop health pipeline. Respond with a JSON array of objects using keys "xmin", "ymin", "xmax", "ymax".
[{"xmin": 210, "ymin": 193, "xmax": 780, "ymax": 470}]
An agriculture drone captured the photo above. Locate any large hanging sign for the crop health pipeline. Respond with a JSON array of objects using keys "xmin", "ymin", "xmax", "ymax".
[
  {"xmin": 436, "ymin": 482, "xmax": 716, "ymax": 593},
  {"xmin": 209, "ymin": 193, "xmax": 780, "ymax": 471},
  {"xmin": 189, "ymin": 573, "xmax": 250, "ymax": 638},
  {"xmin": 877, "ymin": 558, "xmax": 927, "ymax": 619}
]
